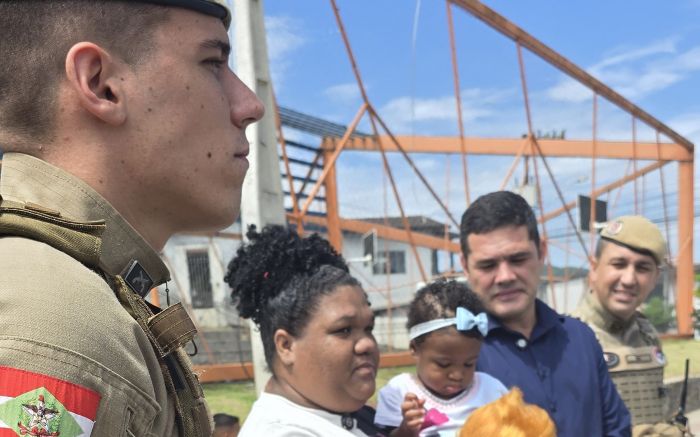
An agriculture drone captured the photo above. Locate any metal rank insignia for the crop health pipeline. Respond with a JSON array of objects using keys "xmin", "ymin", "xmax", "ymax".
[{"xmin": 122, "ymin": 260, "xmax": 154, "ymax": 297}]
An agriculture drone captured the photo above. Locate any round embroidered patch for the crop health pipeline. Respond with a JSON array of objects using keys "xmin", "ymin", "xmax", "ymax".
[
  {"xmin": 603, "ymin": 352, "xmax": 620, "ymax": 368},
  {"xmin": 653, "ymin": 347, "xmax": 666, "ymax": 365}
]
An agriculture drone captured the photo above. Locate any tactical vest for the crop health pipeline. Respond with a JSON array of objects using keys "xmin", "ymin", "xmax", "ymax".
[
  {"xmin": 0, "ymin": 198, "xmax": 211, "ymax": 437},
  {"xmin": 603, "ymin": 343, "xmax": 666, "ymax": 425}
]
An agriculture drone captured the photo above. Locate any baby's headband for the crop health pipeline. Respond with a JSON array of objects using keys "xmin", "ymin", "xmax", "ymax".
[{"xmin": 409, "ymin": 307, "xmax": 489, "ymax": 340}]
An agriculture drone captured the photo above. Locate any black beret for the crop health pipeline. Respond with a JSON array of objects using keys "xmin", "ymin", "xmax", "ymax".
[{"xmin": 141, "ymin": 0, "xmax": 230, "ymax": 28}]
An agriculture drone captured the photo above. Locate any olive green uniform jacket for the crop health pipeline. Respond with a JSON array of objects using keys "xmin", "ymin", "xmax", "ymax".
[
  {"xmin": 0, "ymin": 153, "xmax": 193, "ymax": 436},
  {"xmin": 573, "ymin": 291, "xmax": 684, "ymax": 437}
]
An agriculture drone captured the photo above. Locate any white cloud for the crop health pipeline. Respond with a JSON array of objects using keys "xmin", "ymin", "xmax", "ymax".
[
  {"xmin": 546, "ymin": 80, "xmax": 591, "ymax": 103},
  {"xmin": 668, "ymin": 111, "xmax": 700, "ymax": 145},
  {"xmin": 676, "ymin": 46, "xmax": 700, "ymax": 70},
  {"xmin": 324, "ymin": 82, "xmax": 362, "ymax": 103},
  {"xmin": 264, "ymin": 15, "xmax": 305, "ymax": 92},
  {"xmin": 376, "ymin": 88, "xmax": 514, "ymax": 135},
  {"xmin": 593, "ymin": 38, "xmax": 678, "ymax": 70},
  {"xmin": 546, "ymin": 38, "xmax": 700, "ymax": 103}
]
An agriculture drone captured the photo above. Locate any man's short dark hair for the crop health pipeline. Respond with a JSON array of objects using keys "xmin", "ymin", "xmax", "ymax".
[
  {"xmin": 213, "ymin": 413, "xmax": 240, "ymax": 428},
  {"xmin": 0, "ymin": 1, "xmax": 170, "ymax": 146},
  {"xmin": 460, "ymin": 191, "xmax": 541, "ymax": 257}
]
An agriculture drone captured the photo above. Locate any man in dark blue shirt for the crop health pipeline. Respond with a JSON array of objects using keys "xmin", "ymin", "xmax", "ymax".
[{"xmin": 459, "ymin": 191, "xmax": 630, "ymax": 436}]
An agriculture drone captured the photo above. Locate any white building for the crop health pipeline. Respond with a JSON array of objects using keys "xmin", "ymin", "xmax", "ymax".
[{"xmin": 159, "ymin": 216, "xmax": 458, "ymax": 357}]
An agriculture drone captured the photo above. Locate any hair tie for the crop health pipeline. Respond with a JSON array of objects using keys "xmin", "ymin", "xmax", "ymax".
[
  {"xmin": 409, "ymin": 307, "xmax": 489, "ymax": 340},
  {"xmin": 263, "ymin": 271, "xmax": 269, "ymax": 279}
]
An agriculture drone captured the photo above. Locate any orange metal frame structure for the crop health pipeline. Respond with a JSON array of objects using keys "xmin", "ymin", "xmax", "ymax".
[
  {"xmin": 194, "ymin": 0, "xmax": 695, "ymax": 382},
  {"xmin": 283, "ymin": 0, "xmax": 695, "ymax": 333}
]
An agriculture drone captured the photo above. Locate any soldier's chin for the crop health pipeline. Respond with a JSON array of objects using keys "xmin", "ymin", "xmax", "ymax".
[{"xmin": 610, "ymin": 302, "xmax": 636, "ymax": 319}]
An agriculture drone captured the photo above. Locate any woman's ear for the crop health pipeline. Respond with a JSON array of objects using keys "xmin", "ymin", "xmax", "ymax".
[
  {"xmin": 65, "ymin": 42, "xmax": 127, "ymax": 126},
  {"xmin": 274, "ymin": 328, "xmax": 296, "ymax": 367}
]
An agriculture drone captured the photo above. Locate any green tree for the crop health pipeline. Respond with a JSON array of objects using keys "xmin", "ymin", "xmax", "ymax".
[{"xmin": 642, "ymin": 296, "xmax": 674, "ymax": 332}]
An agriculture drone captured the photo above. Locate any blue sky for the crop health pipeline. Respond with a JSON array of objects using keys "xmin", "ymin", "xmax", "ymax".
[{"xmin": 255, "ymin": 0, "xmax": 700, "ymax": 267}]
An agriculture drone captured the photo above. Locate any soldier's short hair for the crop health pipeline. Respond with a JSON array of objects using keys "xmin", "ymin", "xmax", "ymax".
[{"xmin": 0, "ymin": 1, "xmax": 172, "ymax": 146}]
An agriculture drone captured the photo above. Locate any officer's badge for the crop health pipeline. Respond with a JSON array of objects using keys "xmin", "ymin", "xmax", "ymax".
[
  {"xmin": 603, "ymin": 352, "xmax": 620, "ymax": 368},
  {"xmin": 122, "ymin": 259, "xmax": 154, "ymax": 297},
  {"xmin": 653, "ymin": 347, "xmax": 667, "ymax": 365},
  {"xmin": 604, "ymin": 220, "xmax": 623, "ymax": 235}
]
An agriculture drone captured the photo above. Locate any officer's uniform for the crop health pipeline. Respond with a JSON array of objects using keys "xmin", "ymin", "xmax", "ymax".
[
  {"xmin": 0, "ymin": 3, "xmax": 231, "ymax": 435},
  {"xmin": 572, "ymin": 216, "xmax": 688, "ymax": 437},
  {"xmin": 574, "ymin": 292, "xmax": 668, "ymax": 424}
]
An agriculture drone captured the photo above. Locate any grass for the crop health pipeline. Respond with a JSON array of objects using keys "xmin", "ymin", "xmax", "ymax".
[
  {"xmin": 659, "ymin": 338, "xmax": 700, "ymax": 379},
  {"xmin": 203, "ymin": 339, "xmax": 699, "ymax": 422}
]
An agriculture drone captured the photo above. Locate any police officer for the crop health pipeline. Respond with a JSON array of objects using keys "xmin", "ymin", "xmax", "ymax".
[
  {"xmin": 573, "ymin": 216, "xmax": 687, "ymax": 437},
  {"xmin": 0, "ymin": 1, "xmax": 264, "ymax": 436}
]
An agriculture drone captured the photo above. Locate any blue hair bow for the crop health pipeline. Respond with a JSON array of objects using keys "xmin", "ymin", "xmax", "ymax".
[
  {"xmin": 408, "ymin": 306, "xmax": 489, "ymax": 340},
  {"xmin": 455, "ymin": 307, "xmax": 489, "ymax": 337}
]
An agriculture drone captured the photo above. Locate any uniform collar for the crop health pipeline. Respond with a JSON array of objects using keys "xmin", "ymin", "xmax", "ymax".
[
  {"xmin": 0, "ymin": 153, "xmax": 169, "ymax": 288},
  {"xmin": 581, "ymin": 290, "xmax": 633, "ymax": 333}
]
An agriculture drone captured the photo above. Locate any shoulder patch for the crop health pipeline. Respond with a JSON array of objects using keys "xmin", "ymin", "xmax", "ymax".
[
  {"xmin": 652, "ymin": 347, "xmax": 667, "ymax": 365},
  {"xmin": 603, "ymin": 352, "xmax": 620, "ymax": 368},
  {"xmin": 0, "ymin": 366, "xmax": 100, "ymax": 436}
]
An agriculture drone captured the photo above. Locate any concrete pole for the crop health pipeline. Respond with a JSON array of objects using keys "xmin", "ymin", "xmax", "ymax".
[{"xmin": 229, "ymin": 0, "xmax": 286, "ymax": 395}]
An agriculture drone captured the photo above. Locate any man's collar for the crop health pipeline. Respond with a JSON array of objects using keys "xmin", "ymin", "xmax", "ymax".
[
  {"xmin": 0, "ymin": 153, "xmax": 170, "ymax": 289},
  {"xmin": 486, "ymin": 299, "xmax": 565, "ymax": 340},
  {"xmin": 532, "ymin": 299, "xmax": 565, "ymax": 339}
]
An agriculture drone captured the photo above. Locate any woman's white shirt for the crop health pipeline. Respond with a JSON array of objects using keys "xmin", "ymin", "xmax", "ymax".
[{"xmin": 240, "ymin": 392, "xmax": 372, "ymax": 437}]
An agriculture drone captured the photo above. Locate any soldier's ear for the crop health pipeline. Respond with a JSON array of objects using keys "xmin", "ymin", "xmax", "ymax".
[
  {"xmin": 588, "ymin": 255, "xmax": 598, "ymax": 269},
  {"xmin": 65, "ymin": 42, "xmax": 127, "ymax": 126},
  {"xmin": 588, "ymin": 256, "xmax": 599, "ymax": 283}
]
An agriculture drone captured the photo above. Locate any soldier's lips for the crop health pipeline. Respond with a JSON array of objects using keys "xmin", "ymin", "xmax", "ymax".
[
  {"xmin": 611, "ymin": 289, "xmax": 637, "ymax": 303},
  {"xmin": 233, "ymin": 147, "xmax": 249, "ymax": 160},
  {"xmin": 232, "ymin": 148, "xmax": 250, "ymax": 172}
]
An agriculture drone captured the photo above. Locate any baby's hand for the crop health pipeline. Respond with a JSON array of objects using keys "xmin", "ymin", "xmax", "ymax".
[{"xmin": 395, "ymin": 392, "xmax": 425, "ymax": 436}]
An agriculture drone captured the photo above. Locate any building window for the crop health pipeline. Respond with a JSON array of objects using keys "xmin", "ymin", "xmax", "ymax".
[
  {"xmin": 373, "ymin": 250, "xmax": 406, "ymax": 275},
  {"xmin": 186, "ymin": 250, "xmax": 213, "ymax": 308}
]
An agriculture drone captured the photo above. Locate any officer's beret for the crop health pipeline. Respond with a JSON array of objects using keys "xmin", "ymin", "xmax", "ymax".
[
  {"xmin": 599, "ymin": 215, "xmax": 666, "ymax": 265},
  {"xmin": 141, "ymin": 0, "xmax": 231, "ymax": 29}
]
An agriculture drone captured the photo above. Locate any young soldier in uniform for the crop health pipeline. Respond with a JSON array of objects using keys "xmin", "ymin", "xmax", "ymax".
[
  {"xmin": 460, "ymin": 191, "xmax": 631, "ymax": 436},
  {"xmin": 0, "ymin": 1, "xmax": 263, "ymax": 436},
  {"xmin": 573, "ymin": 216, "xmax": 687, "ymax": 437}
]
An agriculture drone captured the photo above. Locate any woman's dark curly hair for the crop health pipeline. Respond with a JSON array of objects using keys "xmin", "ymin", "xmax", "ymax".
[
  {"xmin": 407, "ymin": 278, "xmax": 486, "ymax": 345},
  {"xmin": 224, "ymin": 225, "xmax": 362, "ymax": 369}
]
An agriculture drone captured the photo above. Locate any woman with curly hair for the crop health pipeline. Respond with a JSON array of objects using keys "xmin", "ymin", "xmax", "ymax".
[{"xmin": 224, "ymin": 225, "xmax": 380, "ymax": 436}]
